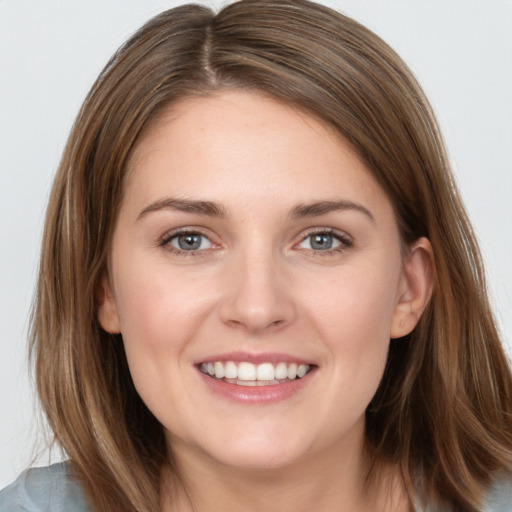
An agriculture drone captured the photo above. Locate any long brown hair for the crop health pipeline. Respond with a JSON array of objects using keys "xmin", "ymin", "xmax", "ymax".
[{"xmin": 31, "ymin": 1, "xmax": 512, "ymax": 510}]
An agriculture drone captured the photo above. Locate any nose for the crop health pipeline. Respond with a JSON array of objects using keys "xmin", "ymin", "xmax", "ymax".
[{"xmin": 218, "ymin": 248, "xmax": 297, "ymax": 335}]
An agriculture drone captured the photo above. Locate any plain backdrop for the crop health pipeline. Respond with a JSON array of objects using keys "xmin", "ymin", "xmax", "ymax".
[{"xmin": 1, "ymin": 0, "xmax": 511, "ymax": 489}]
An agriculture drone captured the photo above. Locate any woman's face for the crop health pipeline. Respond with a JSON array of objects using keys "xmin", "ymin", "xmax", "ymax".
[{"xmin": 98, "ymin": 91, "xmax": 427, "ymax": 473}]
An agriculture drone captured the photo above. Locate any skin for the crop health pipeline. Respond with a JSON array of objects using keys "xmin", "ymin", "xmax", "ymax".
[{"xmin": 98, "ymin": 90, "xmax": 433, "ymax": 511}]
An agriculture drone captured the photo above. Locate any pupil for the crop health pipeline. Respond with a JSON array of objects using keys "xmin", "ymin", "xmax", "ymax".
[
  {"xmin": 311, "ymin": 234, "xmax": 332, "ymax": 250},
  {"xmin": 178, "ymin": 234, "xmax": 201, "ymax": 250}
]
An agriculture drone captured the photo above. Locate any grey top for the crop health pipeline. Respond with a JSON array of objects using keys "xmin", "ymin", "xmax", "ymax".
[
  {"xmin": 1, "ymin": 462, "xmax": 511, "ymax": 511},
  {"xmin": 0, "ymin": 463, "xmax": 92, "ymax": 512}
]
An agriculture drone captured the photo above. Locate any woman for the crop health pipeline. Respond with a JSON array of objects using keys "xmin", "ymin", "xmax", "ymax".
[{"xmin": 1, "ymin": 1, "xmax": 511, "ymax": 510}]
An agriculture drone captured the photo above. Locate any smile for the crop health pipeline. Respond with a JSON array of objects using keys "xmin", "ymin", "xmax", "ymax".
[{"xmin": 199, "ymin": 361, "xmax": 312, "ymax": 386}]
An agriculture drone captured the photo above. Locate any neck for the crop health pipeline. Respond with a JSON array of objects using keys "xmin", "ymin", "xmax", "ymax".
[{"xmin": 162, "ymin": 435, "xmax": 411, "ymax": 512}]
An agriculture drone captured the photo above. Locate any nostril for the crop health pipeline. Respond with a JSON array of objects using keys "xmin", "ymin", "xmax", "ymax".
[{"xmin": 220, "ymin": 307, "xmax": 291, "ymax": 334}]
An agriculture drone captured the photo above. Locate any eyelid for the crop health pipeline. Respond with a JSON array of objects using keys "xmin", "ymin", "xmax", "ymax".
[
  {"xmin": 293, "ymin": 227, "xmax": 353, "ymax": 252},
  {"xmin": 157, "ymin": 226, "xmax": 352, "ymax": 257},
  {"xmin": 159, "ymin": 227, "xmax": 220, "ymax": 256},
  {"xmin": 160, "ymin": 227, "xmax": 206, "ymax": 244},
  {"xmin": 169, "ymin": 233, "xmax": 213, "ymax": 251}
]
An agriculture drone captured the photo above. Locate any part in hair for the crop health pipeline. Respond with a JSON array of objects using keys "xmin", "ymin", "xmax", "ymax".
[{"xmin": 31, "ymin": 1, "xmax": 512, "ymax": 510}]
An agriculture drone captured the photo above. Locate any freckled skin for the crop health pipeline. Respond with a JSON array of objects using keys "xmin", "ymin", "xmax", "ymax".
[{"xmin": 98, "ymin": 91, "xmax": 430, "ymax": 511}]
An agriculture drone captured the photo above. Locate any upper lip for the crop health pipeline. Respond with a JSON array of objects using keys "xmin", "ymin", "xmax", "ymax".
[{"xmin": 195, "ymin": 351, "xmax": 315, "ymax": 366}]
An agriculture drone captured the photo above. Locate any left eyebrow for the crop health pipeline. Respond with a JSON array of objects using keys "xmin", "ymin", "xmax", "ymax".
[
  {"xmin": 289, "ymin": 200, "xmax": 374, "ymax": 222},
  {"xmin": 137, "ymin": 197, "xmax": 226, "ymax": 220}
]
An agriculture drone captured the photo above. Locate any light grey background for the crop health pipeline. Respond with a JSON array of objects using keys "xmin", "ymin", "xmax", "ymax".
[{"xmin": 1, "ymin": 0, "xmax": 511, "ymax": 488}]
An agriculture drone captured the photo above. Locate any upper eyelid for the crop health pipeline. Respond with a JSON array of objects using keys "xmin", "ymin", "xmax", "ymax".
[
  {"xmin": 160, "ymin": 227, "xmax": 214, "ymax": 243},
  {"xmin": 158, "ymin": 226, "xmax": 352, "ymax": 248},
  {"xmin": 296, "ymin": 227, "xmax": 352, "ymax": 242},
  {"xmin": 160, "ymin": 230, "xmax": 217, "ymax": 257}
]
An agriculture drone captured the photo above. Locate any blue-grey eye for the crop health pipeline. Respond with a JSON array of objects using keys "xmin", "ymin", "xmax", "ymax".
[
  {"xmin": 310, "ymin": 233, "xmax": 334, "ymax": 250},
  {"xmin": 170, "ymin": 233, "xmax": 212, "ymax": 251},
  {"xmin": 297, "ymin": 232, "xmax": 346, "ymax": 251}
]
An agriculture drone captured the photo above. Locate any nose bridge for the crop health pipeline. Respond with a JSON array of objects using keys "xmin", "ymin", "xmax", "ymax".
[{"xmin": 219, "ymin": 237, "xmax": 295, "ymax": 333}]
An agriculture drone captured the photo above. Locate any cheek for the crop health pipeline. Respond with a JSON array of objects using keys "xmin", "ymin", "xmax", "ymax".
[
  {"xmin": 307, "ymin": 263, "xmax": 400, "ymax": 344},
  {"xmin": 301, "ymin": 261, "xmax": 401, "ymax": 397},
  {"xmin": 111, "ymin": 264, "xmax": 213, "ymax": 414},
  {"xmin": 113, "ymin": 260, "xmax": 213, "ymax": 344}
]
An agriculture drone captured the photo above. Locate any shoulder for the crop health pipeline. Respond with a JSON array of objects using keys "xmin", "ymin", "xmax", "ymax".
[
  {"xmin": 481, "ymin": 473, "xmax": 512, "ymax": 512},
  {"xmin": 0, "ymin": 462, "xmax": 93, "ymax": 512},
  {"xmin": 416, "ymin": 473, "xmax": 512, "ymax": 512}
]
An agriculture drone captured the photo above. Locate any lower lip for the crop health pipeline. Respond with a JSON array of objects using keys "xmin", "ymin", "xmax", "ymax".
[{"xmin": 197, "ymin": 369, "xmax": 315, "ymax": 404}]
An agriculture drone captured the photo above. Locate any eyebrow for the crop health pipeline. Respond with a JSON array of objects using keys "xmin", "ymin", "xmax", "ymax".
[
  {"xmin": 137, "ymin": 198, "xmax": 226, "ymax": 220},
  {"xmin": 289, "ymin": 200, "xmax": 374, "ymax": 222},
  {"xmin": 137, "ymin": 197, "xmax": 374, "ymax": 222}
]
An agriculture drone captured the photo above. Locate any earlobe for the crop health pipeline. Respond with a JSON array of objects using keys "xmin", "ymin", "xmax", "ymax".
[
  {"xmin": 96, "ymin": 272, "xmax": 121, "ymax": 334},
  {"xmin": 390, "ymin": 237, "xmax": 435, "ymax": 339}
]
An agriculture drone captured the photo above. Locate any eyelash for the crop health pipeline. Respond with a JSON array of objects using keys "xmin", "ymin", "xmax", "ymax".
[
  {"xmin": 159, "ymin": 229, "xmax": 213, "ymax": 257},
  {"xmin": 159, "ymin": 228, "xmax": 353, "ymax": 257},
  {"xmin": 296, "ymin": 228, "xmax": 353, "ymax": 256}
]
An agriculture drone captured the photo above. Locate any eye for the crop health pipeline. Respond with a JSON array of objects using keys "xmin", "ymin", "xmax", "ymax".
[
  {"xmin": 296, "ymin": 230, "xmax": 352, "ymax": 253},
  {"xmin": 162, "ymin": 231, "xmax": 214, "ymax": 253}
]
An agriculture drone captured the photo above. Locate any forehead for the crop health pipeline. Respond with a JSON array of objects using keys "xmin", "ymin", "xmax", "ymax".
[{"xmin": 124, "ymin": 90, "xmax": 390, "ymax": 218}]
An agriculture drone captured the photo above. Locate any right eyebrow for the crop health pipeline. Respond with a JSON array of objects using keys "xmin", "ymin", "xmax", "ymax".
[
  {"xmin": 137, "ymin": 197, "xmax": 226, "ymax": 220},
  {"xmin": 289, "ymin": 199, "xmax": 374, "ymax": 223}
]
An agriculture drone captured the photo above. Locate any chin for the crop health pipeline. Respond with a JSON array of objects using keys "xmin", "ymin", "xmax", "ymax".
[
  {"xmin": 188, "ymin": 426, "xmax": 311, "ymax": 472},
  {"xmin": 210, "ymin": 444, "xmax": 306, "ymax": 472}
]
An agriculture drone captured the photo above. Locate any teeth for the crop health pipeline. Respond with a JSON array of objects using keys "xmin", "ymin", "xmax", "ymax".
[
  {"xmin": 256, "ymin": 363, "xmax": 274, "ymax": 381},
  {"xmin": 214, "ymin": 362, "xmax": 225, "ymax": 379},
  {"xmin": 199, "ymin": 361, "xmax": 312, "ymax": 382},
  {"xmin": 224, "ymin": 361, "xmax": 237, "ymax": 379},
  {"xmin": 238, "ymin": 362, "xmax": 256, "ymax": 381},
  {"xmin": 297, "ymin": 364, "xmax": 308, "ymax": 378},
  {"xmin": 275, "ymin": 362, "xmax": 288, "ymax": 380}
]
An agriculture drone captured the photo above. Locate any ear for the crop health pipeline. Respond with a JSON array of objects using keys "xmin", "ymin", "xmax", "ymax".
[
  {"xmin": 390, "ymin": 237, "xmax": 435, "ymax": 339},
  {"xmin": 96, "ymin": 272, "xmax": 121, "ymax": 334}
]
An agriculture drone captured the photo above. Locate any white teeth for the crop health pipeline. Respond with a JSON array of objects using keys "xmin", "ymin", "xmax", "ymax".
[
  {"xmin": 297, "ymin": 364, "xmax": 308, "ymax": 378},
  {"xmin": 224, "ymin": 361, "xmax": 237, "ymax": 379},
  {"xmin": 287, "ymin": 363, "xmax": 298, "ymax": 380},
  {"xmin": 237, "ymin": 380, "xmax": 258, "ymax": 387},
  {"xmin": 237, "ymin": 379, "xmax": 281, "ymax": 387},
  {"xmin": 214, "ymin": 362, "xmax": 225, "ymax": 379},
  {"xmin": 200, "ymin": 360, "xmax": 311, "ymax": 382},
  {"xmin": 238, "ymin": 362, "xmax": 257, "ymax": 381},
  {"xmin": 275, "ymin": 362, "xmax": 288, "ymax": 380},
  {"xmin": 256, "ymin": 363, "xmax": 275, "ymax": 381}
]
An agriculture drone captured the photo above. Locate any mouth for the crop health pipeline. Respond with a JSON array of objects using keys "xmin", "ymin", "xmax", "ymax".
[{"xmin": 198, "ymin": 361, "xmax": 314, "ymax": 387}]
